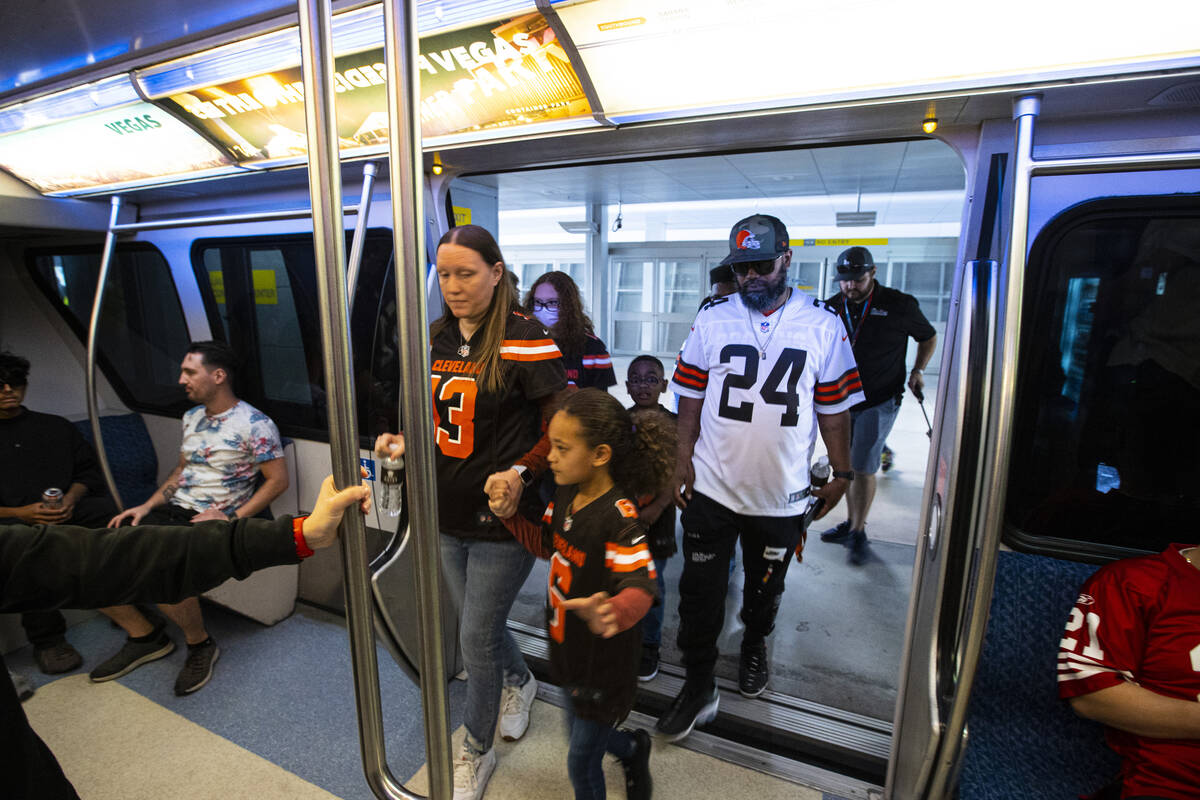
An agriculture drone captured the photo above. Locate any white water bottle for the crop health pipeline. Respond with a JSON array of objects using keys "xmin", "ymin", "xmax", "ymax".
[{"xmin": 380, "ymin": 456, "xmax": 404, "ymax": 518}]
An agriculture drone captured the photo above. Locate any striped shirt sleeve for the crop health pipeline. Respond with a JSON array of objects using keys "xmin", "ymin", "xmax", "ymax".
[
  {"xmin": 814, "ymin": 325, "xmax": 865, "ymax": 412},
  {"xmin": 671, "ymin": 324, "xmax": 709, "ymax": 399},
  {"xmin": 1057, "ymin": 563, "xmax": 1149, "ymax": 700}
]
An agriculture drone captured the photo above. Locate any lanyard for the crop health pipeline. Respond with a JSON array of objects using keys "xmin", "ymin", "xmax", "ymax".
[{"xmin": 842, "ymin": 291, "xmax": 873, "ymax": 346}]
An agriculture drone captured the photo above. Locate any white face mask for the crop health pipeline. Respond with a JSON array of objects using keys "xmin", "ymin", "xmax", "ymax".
[{"xmin": 534, "ymin": 307, "xmax": 559, "ymax": 328}]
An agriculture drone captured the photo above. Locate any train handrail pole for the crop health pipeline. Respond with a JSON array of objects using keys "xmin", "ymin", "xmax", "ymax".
[
  {"xmin": 296, "ymin": 2, "xmax": 422, "ymax": 799},
  {"xmin": 382, "ymin": 0, "xmax": 454, "ymax": 798},
  {"xmin": 347, "ymin": 161, "xmax": 380, "ymax": 316},
  {"xmin": 85, "ymin": 195, "xmax": 126, "ymax": 511}
]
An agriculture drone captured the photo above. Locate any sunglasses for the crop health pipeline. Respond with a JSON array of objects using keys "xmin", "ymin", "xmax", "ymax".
[{"xmin": 730, "ymin": 259, "xmax": 779, "ymax": 277}]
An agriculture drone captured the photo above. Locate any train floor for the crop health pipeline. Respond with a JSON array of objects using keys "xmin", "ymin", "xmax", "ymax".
[{"xmin": 12, "ymin": 602, "xmax": 855, "ymax": 800}]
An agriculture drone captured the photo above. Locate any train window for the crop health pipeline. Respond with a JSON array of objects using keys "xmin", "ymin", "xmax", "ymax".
[
  {"xmin": 25, "ymin": 243, "xmax": 192, "ymax": 415},
  {"xmin": 191, "ymin": 230, "xmax": 397, "ymax": 443},
  {"xmin": 1007, "ymin": 197, "xmax": 1200, "ymax": 556}
]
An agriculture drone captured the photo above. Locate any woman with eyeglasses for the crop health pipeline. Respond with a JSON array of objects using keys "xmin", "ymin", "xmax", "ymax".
[
  {"xmin": 375, "ymin": 225, "xmax": 568, "ymax": 800},
  {"xmin": 523, "ymin": 271, "xmax": 617, "ymax": 392}
]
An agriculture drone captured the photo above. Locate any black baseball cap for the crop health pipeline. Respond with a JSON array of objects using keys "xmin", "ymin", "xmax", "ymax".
[
  {"xmin": 709, "ymin": 264, "xmax": 734, "ymax": 285},
  {"xmin": 835, "ymin": 246, "xmax": 875, "ymax": 279},
  {"xmin": 718, "ymin": 214, "xmax": 791, "ymax": 267}
]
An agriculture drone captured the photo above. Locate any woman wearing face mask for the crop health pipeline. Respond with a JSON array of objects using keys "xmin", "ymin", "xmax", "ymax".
[{"xmin": 523, "ymin": 271, "xmax": 616, "ymax": 392}]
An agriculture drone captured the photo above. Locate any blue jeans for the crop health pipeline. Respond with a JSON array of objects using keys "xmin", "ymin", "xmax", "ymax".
[
  {"xmin": 440, "ymin": 534, "xmax": 536, "ymax": 752},
  {"xmin": 642, "ymin": 557, "xmax": 669, "ymax": 648},
  {"xmin": 564, "ymin": 699, "xmax": 635, "ymax": 800}
]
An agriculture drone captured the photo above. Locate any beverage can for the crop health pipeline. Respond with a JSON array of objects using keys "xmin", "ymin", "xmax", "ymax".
[{"xmin": 42, "ymin": 487, "xmax": 64, "ymax": 509}]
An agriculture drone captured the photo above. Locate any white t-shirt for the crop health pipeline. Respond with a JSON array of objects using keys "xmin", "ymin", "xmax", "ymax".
[
  {"xmin": 173, "ymin": 400, "xmax": 284, "ymax": 515},
  {"xmin": 672, "ymin": 290, "xmax": 863, "ymax": 517}
]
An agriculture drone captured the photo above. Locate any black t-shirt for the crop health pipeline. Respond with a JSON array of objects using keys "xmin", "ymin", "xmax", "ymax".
[
  {"xmin": 561, "ymin": 333, "xmax": 617, "ymax": 390},
  {"xmin": 541, "ymin": 484, "xmax": 658, "ymax": 725},
  {"xmin": 0, "ymin": 408, "xmax": 105, "ymax": 508},
  {"xmin": 826, "ymin": 284, "xmax": 935, "ymax": 409},
  {"xmin": 431, "ymin": 312, "xmax": 567, "ymax": 538}
]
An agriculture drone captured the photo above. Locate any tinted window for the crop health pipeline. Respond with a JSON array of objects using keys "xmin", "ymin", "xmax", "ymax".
[
  {"xmin": 26, "ymin": 244, "xmax": 192, "ymax": 414},
  {"xmin": 193, "ymin": 230, "xmax": 397, "ymax": 442},
  {"xmin": 1007, "ymin": 198, "xmax": 1200, "ymax": 555}
]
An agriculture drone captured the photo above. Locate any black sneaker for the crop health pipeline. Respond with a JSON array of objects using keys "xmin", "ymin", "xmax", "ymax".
[
  {"xmin": 34, "ymin": 640, "xmax": 83, "ymax": 675},
  {"xmin": 620, "ymin": 728, "xmax": 652, "ymax": 800},
  {"xmin": 881, "ymin": 445, "xmax": 894, "ymax": 473},
  {"xmin": 655, "ymin": 680, "xmax": 719, "ymax": 742},
  {"xmin": 738, "ymin": 641, "xmax": 769, "ymax": 698},
  {"xmin": 89, "ymin": 631, "xmax": 175, "ymax": 682},
  {"xmin": 637, "ymin": 646, "xmax": 660, "ymax": 682},
  {"xmin": 174, "ymin": 638, "xmax": 220, "ymax": 696},
  {"xmin": 848, "ymin": 530, "xmax": 870, "ymax": 566},
  {"xmin": 820, "ymin": 520, "xmax": 853, "ymax": 544}
]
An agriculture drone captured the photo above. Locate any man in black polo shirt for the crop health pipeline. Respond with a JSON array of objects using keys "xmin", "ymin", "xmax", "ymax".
[{"xmin": 820, "ymin": 247, "xmax": 937, "ymax": 565}]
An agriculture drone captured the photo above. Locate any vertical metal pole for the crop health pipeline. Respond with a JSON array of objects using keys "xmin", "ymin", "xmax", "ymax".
[
  {"xmin": 86, "ymin": 196, "xmax": 125, "ymax": 511},
  {"xmin": 382, "ymin": 1, "xmax": 454, "ymax": 798},
  {"xmin": 347, "ymin": 161, "xmax": 380, "ymax": 315},
  {"xmin": 296, "ymin": 3, "xmax": 418, "ymax": 799}
]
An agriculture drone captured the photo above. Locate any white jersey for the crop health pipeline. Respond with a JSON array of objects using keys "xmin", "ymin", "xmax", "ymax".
[{"xmin": 672, "ymin": 290, "xmax": 863, "ymax": 517}]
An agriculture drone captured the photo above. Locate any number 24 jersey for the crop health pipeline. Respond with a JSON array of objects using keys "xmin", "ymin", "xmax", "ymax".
[
  {"xmin": 672, "ymin": 290, "xmax": 863, "ymax": 517},
  {"xmin": 1057, "ymin": 544, "xmax": 1200, "ymax": 800}
]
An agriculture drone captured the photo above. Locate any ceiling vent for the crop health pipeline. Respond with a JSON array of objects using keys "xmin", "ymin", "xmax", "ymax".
[
  {"xmin": 836, "ymin": 211, "xmax": 877, "ymax": 227},
  {"xmin": 1147, "ymin": 82, "xmax": 1200, "ymax": 107}
]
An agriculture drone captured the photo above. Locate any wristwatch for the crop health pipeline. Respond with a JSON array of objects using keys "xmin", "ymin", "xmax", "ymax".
[
  {"xmin": 511, "ymin": 464, "xmax": 534, "ymax": 487},
  {"xmin": 832, "ymin": 470, "xmax": 855, "ymax": 481}
]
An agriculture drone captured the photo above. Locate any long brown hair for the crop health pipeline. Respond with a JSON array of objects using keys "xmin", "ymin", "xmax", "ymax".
[
  {"xmin": 560, "ymin": 389, "xmax": 676, "ymax": 499},
  {"xmin": 432, "ymin": 225, "xmax": 516, "ymax": 394},
  {"xmin": 522, "ymin": 271, "xmax": 595, "ymax": 359}
]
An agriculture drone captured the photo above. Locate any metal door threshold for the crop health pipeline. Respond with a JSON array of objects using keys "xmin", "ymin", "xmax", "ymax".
[{"xmin": 512, "ymin": 623, "xmax": 890, "ymax": 784}]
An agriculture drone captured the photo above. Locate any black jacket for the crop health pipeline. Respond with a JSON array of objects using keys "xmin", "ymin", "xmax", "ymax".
[{"xmin": 1, "ymin": 516, "xmax": 302, "ymax": 800}]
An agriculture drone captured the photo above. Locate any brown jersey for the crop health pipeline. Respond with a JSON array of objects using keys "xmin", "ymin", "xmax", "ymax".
[
  {"xmin": 542, "ymin": 484, "xmax": 658, "ymax": 724},
  {"xmin": 430, "ymin": 312, "xmax": 566, "ymax": 538}
]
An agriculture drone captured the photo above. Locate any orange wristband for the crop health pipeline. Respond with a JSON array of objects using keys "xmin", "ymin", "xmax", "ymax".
[{"xmin": 292, "ymin": 516, "xmax": 314, "ymax": 559}]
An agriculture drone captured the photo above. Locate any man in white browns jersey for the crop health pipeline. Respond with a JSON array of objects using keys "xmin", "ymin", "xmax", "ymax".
[{"xmin": 656, "ymin": 214, "xmax": 863, "ymax": 742}]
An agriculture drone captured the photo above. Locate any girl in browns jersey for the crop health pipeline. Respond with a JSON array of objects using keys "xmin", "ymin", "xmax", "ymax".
[{"xmin": 490, "ymin": 388, "xmax": 676, "ymax": 800}]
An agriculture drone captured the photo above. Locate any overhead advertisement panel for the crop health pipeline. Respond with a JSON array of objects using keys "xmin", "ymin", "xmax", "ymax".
[
  {"xmin": 0, "ymin": 102, "xmax": 235, "ymax": 194},
  {"xmin": 555, "ymin": 0, "xmax": 1200, "ymax": 120},
  {"xmin": 160, "ymin": 11, "xmax": 591, "ymax": 163}
]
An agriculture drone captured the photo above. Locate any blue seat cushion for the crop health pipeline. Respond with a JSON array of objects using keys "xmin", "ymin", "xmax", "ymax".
[
  {"xmin": 74, "ymin": 413, "xmax": 159, "ymax": 507},
  {"xmin": 958, "ymin": 550, "xmax": 1120, "ymax": 799}
]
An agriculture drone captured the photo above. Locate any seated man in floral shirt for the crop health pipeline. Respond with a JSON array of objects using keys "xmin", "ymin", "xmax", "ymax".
[{"xmin": 96, "ymin": 341, "xmax": 287, "ymax": 695}]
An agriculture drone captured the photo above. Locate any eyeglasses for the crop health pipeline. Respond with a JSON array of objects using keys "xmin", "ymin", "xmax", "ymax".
[
  {"xmin": 532, "ymin": 299, "xmax": 560, "ymax": 311},
  {"xmin": 731, "ymin": 258, "xmax": 779, "ymax": 277},
  {"xmin": 627, "ymin": 375, "xmax": 663, "ymax": 386}
]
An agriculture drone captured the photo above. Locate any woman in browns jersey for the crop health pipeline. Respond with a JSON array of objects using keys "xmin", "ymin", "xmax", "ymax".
[
  {"xmin": 375, "ymin": 225, "xmax": 568, "ymax": 800},
  {"xmin": 522, "ymin": 271, "xmax": 617, "ymax": 391},
  {"xmin": 490, "ymin": 389, "xmax": 676, "ymax": 800}
]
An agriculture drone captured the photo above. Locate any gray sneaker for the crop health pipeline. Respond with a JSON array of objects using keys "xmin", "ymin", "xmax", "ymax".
[
  {"xmin": 174, "ymin": 639, "xmax": 220, "ymax": 696},
  {"xmin": 89, "ymin": 632, "xmax": 175, "ymax": 682}
]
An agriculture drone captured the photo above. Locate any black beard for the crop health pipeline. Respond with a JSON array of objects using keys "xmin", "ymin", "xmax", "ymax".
[{"xmin": 739, "ymin": 271, "xmax": 788, "ymax": 312}]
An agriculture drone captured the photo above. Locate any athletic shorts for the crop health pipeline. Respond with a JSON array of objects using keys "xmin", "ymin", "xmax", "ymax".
[{"xmin": 849, "ymin": 396, "xmax": 902, "ymax": 474}]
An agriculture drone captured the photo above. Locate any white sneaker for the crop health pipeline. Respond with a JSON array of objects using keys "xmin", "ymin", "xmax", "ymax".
[
  {"xmin": 498, "ymin": 675, "xmax": 537, "ymax": 741},
  {"xmin": 452, "ymin": 742, "xmax": 496, "ymax": 800}
]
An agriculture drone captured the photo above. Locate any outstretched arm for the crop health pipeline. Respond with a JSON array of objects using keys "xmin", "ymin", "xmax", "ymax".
[{"xmin": 1, "ymin": 475, "xmax": 368, "ymax": 612}]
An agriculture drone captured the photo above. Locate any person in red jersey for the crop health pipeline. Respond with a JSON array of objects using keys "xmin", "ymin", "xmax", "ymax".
[{"xmin": 1058, "ymin": 543, "xmax": 1200, "ymax": 800}]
